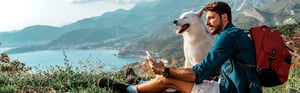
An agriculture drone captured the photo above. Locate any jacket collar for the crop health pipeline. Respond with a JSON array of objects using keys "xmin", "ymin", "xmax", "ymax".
[
  {"xmin": 220, "ymin": 23, "xmax": 235, "ymax": 34},
  {"xmin": 224, "ymin": 23, "xmax": 235, "ymax": 30}
]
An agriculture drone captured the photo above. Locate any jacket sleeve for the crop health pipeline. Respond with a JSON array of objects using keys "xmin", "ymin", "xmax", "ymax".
[{"xmin": 192, "ymin": 32, "xmax": 237, "ymax": 84}]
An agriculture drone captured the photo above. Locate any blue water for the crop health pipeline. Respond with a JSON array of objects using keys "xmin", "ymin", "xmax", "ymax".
[{"xmin": 4, "ymin": 50, "xmax": 139, "ymax": 73}]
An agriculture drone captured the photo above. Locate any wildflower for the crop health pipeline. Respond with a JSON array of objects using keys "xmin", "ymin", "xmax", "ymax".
[
  {"xmin": 171, "ymin": 58, "xmax": 177, "ymax": 66},
  {"xmin": 86, "ymin": 59, "xmax": 90, "ymax": 63},
  {"xmin": 59, "ymin": 66, "xmax": 64, "ymax": 69},
  {"xmin": 78, "ymin": 61, "xmax": 83, "ymax": 65},
  {"xmin": 180, "ymin": 58, "xmax": 185, "ymax": 62},
  {"xmin": 285, "ymin": 84, "xmax": 290, "ymax": 92}
]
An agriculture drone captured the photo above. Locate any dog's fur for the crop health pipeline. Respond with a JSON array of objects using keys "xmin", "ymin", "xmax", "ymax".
[{"xmin": 174, "ymin": 9, "xmax": 214, "ymax": 68}]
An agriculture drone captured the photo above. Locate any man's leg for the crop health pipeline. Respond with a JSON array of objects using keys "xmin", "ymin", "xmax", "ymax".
[
  {"xmin": 98, "ymin": 76, "xmax": 194, "ymax": 93},
  {"xmin": 137, "ymin": 76, "xmax": 194, "ymax": 93}
]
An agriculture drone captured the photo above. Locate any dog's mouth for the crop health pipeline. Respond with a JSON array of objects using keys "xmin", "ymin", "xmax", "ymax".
[{"xmin": 176, "ymin": 24, "xmax": 190, "ymax": 34}]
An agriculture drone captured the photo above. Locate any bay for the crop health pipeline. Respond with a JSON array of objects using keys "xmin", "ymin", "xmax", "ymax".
[{"xmin": 2, "ymin": 49, "xmax": 139, "ymax": 73}]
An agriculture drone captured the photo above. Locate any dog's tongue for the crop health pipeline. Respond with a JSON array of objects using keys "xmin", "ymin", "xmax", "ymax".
[{"xmin": 176, "ymin": 26, "xmax": 184, "ymax": 35}]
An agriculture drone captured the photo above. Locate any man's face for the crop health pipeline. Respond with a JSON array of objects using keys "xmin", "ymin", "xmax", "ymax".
[{"xmin": 205, "ymin": 11, "xmax": 223, "ymax": 35}]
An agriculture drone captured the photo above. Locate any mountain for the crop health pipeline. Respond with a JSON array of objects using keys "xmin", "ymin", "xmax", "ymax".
[
  {"xmin": 2, "ymin": 0, "xmax": 276, "ymax": 54},
  {"xmin": 118, "ymin": 0, "xmax": 296, "ymax": 57},
  {"xmin": 0, "ymin": 25, "xmax": 66, "ymax": 47},
  {"xmin": 46, "ymin": 26, "xmax": 136, "ymax": 49},
  {"xmin": 226, "ymin": 0, "xmax": 274, "ymax": 12},
  {"xmin": 48, "ymin": 0, "xmax": 276, "ymax": 49},
  {"xmin": 233, "ymin": 0, "xmax": 300, "ymax": 29},
  {"xmin": 118, "ymin": 36, "xmax": 184, "ymax": 59}
]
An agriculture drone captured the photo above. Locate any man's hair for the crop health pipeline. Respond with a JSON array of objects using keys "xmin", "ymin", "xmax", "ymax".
[{"xmin": 203, "ymin": 1, "xmax": 232, "ymax": 23}]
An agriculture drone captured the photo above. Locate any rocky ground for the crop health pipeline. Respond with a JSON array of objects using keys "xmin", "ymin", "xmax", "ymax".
[{"xmin": 283, "ymin": 32, "xmax": 300, "ymax": 65}]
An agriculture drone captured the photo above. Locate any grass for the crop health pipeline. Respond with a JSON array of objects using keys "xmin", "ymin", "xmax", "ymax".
[
  {"xmin": 0, "ymin": 51, "xmax": 299, "ymax": 93},
  {"xmin": 263, "ymin": 66, "xmax": 300, "ymax": 93},
  {"xmin": 0, "ymin": 51, "xmax": 127, "ymax": 93}
]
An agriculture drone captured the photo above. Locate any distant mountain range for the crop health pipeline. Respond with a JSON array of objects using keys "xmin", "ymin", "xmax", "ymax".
[
  {"xmin": 1, "ymin": 0, "xmax": 299, "ymax": 57},
  {"xmin": 234, "ymin": 0, "xmax": 300, "ymax": 29},
  {"xmin": 0, "ymin": 25, "xmax": 66, "ymax": 47}
]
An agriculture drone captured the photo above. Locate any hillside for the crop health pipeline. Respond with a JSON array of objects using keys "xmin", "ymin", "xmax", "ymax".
[
  {"xmin": 118, "ymin": 36, "xmax": 184, "ymax": 59},
  {"xmin": 0, "ymin": 25, "xmax": 66, "ymax": 47},
  {"xmin": 274, "ymin": 23, "xmax": 300, "ymax": 62},
  {"xmin": 2, "ymin": 0, "xmax": 275, "ymax": 54},
  {"xmin": 234, "ymin": 0, "xmax": 300, "ymax": 29},
  {"xmin": 119, "ymin": 23, "xmax": 300, "ymax": 63}
]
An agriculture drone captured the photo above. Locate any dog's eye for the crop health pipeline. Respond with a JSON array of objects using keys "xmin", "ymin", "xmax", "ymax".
[{"xmin": 183, "ymin": 17, "xmax": 187, "ymax": 19}]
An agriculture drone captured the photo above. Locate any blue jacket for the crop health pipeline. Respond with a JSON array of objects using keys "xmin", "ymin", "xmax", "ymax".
[{"xmin": 192, "ymin": 23, "xmax": 262, "ymax": 93}]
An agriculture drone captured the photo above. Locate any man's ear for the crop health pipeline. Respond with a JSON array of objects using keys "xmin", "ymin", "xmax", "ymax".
[{"xmin": 221, "ymin": 13, "xmax": 228, "ymax": 22}]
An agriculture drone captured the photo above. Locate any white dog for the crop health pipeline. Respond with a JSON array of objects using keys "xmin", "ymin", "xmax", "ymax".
[{"xmin": 173, "ymin": 9, "xmax": 214, "ymax": 68}]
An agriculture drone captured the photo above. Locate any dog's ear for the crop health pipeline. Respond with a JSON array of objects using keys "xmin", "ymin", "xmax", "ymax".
[{"xmin": 196, "ymin": 8, "xmax": 204, "ymax": 17}]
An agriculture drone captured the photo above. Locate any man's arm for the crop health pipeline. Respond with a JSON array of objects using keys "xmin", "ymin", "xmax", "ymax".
[
  {"xmin": 168, "ymin": 67, "xmax": 196, "ymax": 82},
  {"xmin": 148, "ymin": 56, "xmax": 196, "ymax": 82}
]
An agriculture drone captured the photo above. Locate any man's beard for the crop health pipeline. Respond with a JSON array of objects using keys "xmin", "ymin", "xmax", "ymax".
[{"xmin": 209, "ymin": 21, "xmax": 223, "ymax": 35}]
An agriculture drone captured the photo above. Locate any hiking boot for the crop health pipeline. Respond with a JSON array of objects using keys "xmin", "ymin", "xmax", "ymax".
[
  {"xmin": 97, "ymin": 77, "xmax": 129, "ymax": 93},
  {"xmin": 125, "ymin": 68, "xmax": 141, "ymax": 84}
]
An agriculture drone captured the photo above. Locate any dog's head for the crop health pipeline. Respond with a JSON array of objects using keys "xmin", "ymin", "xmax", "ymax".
[{"xmin": 173, "ymin": 9, "xmax": 204, "ymax": 35}]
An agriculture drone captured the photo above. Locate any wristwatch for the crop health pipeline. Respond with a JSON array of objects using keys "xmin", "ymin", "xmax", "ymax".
[{"xmin": 163, "ymin": 68, "xmax": 170, "ymax": 78}]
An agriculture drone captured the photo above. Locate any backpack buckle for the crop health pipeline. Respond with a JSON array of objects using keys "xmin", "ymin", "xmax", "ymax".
[{"xmin": 269, "ymin": 49, "xmax": 276, "ymax": 67}]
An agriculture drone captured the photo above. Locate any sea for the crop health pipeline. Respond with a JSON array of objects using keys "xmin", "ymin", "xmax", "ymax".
[{"xmin": 0, "ymin": 48, "xmax": 139, "ymax": 73}]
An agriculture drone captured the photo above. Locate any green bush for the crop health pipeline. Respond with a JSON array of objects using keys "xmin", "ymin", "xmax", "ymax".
[
  {"xmin": 0, "ymin": 51, "xmax": 127, "ymax": 93},
  {"xmin": 0, "ymin": 85, "xmax": 15, "ymax": 93}
]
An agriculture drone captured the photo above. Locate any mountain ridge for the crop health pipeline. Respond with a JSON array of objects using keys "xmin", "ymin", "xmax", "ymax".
[
  {"xmin": 1, "ymin": 0, "xmax": 286, "ymax": 55},
  {"xmin": 234, "ymin": 0, "xmax": 300, "ymax": 29}
]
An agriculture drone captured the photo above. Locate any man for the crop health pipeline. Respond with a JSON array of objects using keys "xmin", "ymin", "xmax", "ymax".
[{"xmin": 98, "ymin": 1, "xmax": 262, "ymax": 93}]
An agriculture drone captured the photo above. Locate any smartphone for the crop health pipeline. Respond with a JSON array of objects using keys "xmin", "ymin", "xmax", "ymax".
[
  {"xmin": 145, "ymin": 51, "xmax": 159, "ymax": 77},
  {"xmin": 145, "ymin": 51, "xmax": 154, "ymax": 66},
  {"xmin": 145, "ymin": 51, "xmax": 152, "ymax": 58}
]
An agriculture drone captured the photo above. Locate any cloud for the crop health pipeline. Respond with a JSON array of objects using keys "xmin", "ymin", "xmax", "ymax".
[
  {"xmin": 65, "ymin": 0, "xmax": 101, "ymax": 4},
  {"xmin": 66, "ymin": 0, "xmax": 157, "ymax": 4},
  {"xmin": 115, "ymin": 0, "xmax": 157, "ymax": 4}
]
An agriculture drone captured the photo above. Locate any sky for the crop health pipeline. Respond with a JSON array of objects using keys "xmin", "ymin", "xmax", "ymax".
[{"xmin": 0, "ymin": 0, "xmax": 156, "ymax": 32}]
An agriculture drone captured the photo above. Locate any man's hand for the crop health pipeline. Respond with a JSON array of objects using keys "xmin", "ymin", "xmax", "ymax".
[{"xmin": 147, "ymin": 56, "xmax": 165, "ymax": 75}]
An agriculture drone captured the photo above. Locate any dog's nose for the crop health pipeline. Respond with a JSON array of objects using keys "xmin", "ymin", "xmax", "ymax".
[{"xmin": 173, "ymin": 20, "xmax": 178, "ymax": 24}]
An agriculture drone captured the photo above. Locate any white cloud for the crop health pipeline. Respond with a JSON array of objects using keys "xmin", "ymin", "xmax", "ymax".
[
  {"xmin": 116, "ymin": 0, "xmax": 157, "ymax": 4},
  {"xmin": 65, "ymin": 0, "xmax": 101, "ymax": 3},
  {"xmin": 66, "ymin": 0, "xmax": 157, "ymax": 4}
]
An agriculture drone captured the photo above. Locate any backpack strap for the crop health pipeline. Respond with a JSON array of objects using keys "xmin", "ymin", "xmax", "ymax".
[
  {"xmin": 232, "ymin": 57, "xmax": 256, "ymax": 68},
  {"xmin": 285, "ymin": 45, "xmax": 294, "ymax": 52},
  {"xmin": 231, "ymin": 57, "xmax": 262, "ymax": 90},
  {"xmin": 239, "ymin": 62, "xmax": 256, "ymax": 68}
]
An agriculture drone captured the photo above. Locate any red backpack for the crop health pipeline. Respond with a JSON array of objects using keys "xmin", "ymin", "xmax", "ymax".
[{"xmin": 245, "ymin": 25, "xmax": 293, "ymax": 87}]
